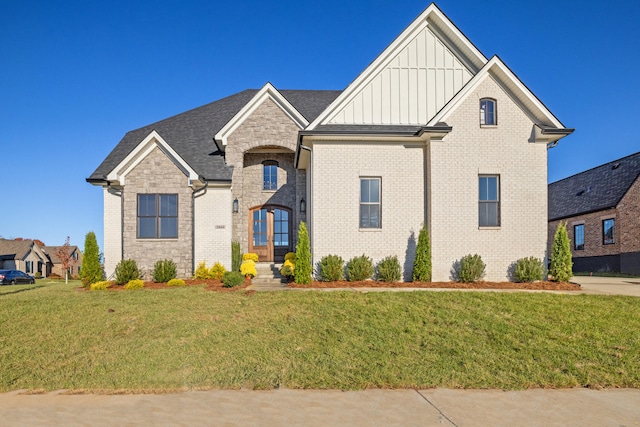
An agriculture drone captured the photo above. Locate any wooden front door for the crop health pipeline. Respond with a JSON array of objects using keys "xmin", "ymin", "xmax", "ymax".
[{"xmin": 249, "ymin": 206, "xmax": 291, "ymax": 262}]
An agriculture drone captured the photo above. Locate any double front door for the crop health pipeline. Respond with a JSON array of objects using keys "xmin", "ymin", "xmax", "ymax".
[{"xmin": 249, "ymin": 206, "xmax": 291, "ymax": 262}]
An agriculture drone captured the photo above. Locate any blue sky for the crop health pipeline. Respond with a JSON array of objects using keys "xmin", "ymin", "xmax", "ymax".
[{"xmin": 1, "ymin": 0, "xmax": 639, "ymax": 251}]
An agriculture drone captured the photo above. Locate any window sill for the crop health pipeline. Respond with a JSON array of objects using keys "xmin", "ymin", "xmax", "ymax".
[
  {"xmin": 359, "ymin": 228, "xmax": 382, "ymax": 232},
  {"xmin": 262, "ymin": 189, "xmax": 277, "ymax": 193},
  {"xmin": 478, "ymin": 226, "xmax": 500, "ymax": 230},
  {"xmin": 480, "ymin": 125, "xmax": 498, "ymax": 129}
]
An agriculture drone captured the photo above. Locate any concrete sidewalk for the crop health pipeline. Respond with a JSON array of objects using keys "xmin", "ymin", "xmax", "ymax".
[{"xmin": 1, "ymin": 388, "xmax": 638, "ymax": 426}]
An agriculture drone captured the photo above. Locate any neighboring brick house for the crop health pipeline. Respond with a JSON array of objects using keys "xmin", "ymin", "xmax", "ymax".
[
  {"xmin": 88, "ymin": 4, "xmax": 572, "ymax": 281},
  {"xmin": 43, "ymin": 245, "xmax": 83, "ymax": 278},
  {"xmin": 548, "ymin": 152, "xmax": 640, "ymax": 275},
  {"xmin": 0, "ymin": 239, "xmax": 49, "ymax": 277}
]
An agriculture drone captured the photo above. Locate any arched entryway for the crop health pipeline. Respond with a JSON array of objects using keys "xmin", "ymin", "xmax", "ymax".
[{"xmin": 248, "ymin": 205, "xmax": 292, "ymax": 262}]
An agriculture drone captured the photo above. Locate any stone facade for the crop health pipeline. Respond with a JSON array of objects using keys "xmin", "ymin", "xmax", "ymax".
[
  {"xmin": 225, "ymin": 97, "xmax": 306, "ymax": 254},
  {"xmin": 122, "ymin": 146, "xmax": 193, "ymax": 278},
  {"xmin": 548, "ymin": 178, "xmax": 640, "ymax": 275}
]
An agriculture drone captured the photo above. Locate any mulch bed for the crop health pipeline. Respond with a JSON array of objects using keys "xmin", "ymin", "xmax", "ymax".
[{"xmin": 288, "ymin": 280, "xmax": 580, "ymax": 291}]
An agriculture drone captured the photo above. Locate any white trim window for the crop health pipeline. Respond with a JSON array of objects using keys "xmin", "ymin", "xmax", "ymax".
[
  {"xmin": 479, "ymin": 175, "xmax": 500, "ymax": 227},
  {"xmin": 480, "ymin": 98, "xmax": 496, "ymax": 126},
  {"xmin": 360, "ymin": 178, "xmax": 381, "ymax": 228}
]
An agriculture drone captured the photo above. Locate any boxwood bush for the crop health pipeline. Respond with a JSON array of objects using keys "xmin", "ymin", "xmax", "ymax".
[
  {"xmin": 377, "ymin": 256, "xmax": 401, "ymax": 282},
  {"xmin": 153, "ymin": 259, "xmax": 177, "ymax": 283},
  {"xmin": 223, "ymin": 271, "xmax": 245, "ymax": 288},
  {"xmin": 458, "ymin": 254, "xmax": 485, "ymax": 283},
  {"xmin": 114, "ymin": 259, "xmax": 140, "ymax": 286},
  {"xmin": 514, "ymin": 257, "xmax": 545, "ymax": 282}
]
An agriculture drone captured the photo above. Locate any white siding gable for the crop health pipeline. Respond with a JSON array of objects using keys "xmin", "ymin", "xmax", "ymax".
[{"xmin": 328, "ymin": 26, "xmax": 473, "ymax": 125}]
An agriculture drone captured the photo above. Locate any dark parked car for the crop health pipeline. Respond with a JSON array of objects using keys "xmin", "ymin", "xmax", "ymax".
[{"xmin": 0, "ymin": 269, "xmax": 36, "ymax": 285}]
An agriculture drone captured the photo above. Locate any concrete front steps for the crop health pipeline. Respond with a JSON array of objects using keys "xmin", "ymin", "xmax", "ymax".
[{"xmin": 248, "ymin": 263, "xmax": 289, "ymax": 290}]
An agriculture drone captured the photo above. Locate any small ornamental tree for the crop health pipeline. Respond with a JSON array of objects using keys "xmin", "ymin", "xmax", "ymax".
[
  {"xmin": 294, "ymin": 222, "xmax": 312, "ymax": 285},
  {"xmin": 80, "ymin": 231, "xmax": 103, "ymax": 286},
  {"xmin": 550, "ymin": 222, "xmax": 573, "ymax": 282},
  {"xmin": 55, "ymin": 236, "xmax": 72, "ymax": 284},
  {"xmin": 412, "ymin": 224, "xmax": 432, "ymax": 282}
]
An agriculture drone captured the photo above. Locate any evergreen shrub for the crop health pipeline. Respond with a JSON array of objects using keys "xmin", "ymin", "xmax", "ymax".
[
  {"xmin": 167, "ymin": 278, "xmax": 185, "ymax": 287},
  {"xmin": 90, "ymin": 280, "xmax": 112, "ymax": 290},
  {"xmin": 209, "ymin": 262, "xmax": 226, "ymax": 280},
  {"xmin": 318, "ymin": 255, "xmax": 345, "ymax": 281},
  {"xmin": 223, "ymin": 271, "xmax": 245, "ymax": 287},
  {"xmin": 194, "ymin": 261, "xmax": 211, "ymax": 279},
  {"xmin": 377, "ymin": 256, "xmax": 401, "ymax": 282},
  {"xmin": 347, "ymin": 255, "xmax": 374, "ymax": 281},
  {"xmin": 114, "ymin": 259, "xmax": 140, "ymax": 286},
  {"xmin": 153, "ymin": 259, "xmax": 177, "ymax": 283},
  {"xmin": 124, "ymin": 279, "xmax": 144, "ymax": 290},
  {"xmin": 294, "ymin": 222, "xmax": 312, "ymax": 285},
  {"xmin": 514, "ymin": 257, "xmax": 545, "ymax": 282},
  {"xmin": 80, "ymin": 231, "xmax": 104, "ymax": 287},
  {"xmin": 231, "ymin": 241, "xmax": 242, "ymax": 272},
  {"xmin": 549, "ymin": 222, "xmax": 573, "ymax": 282},
  {"xmin": 412, "ymin": 225, "xmax": 432, "ymax": 282},
  {"xmin": 458, "ymin": 254, "xmax": 485, "ymax": 283}
]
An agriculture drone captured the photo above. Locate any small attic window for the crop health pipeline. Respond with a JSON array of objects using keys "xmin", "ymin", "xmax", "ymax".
[
  {"xmin": 480, "ymin": 98, "xmax": 496, "ymax": 126},
  {"xmin": 612, "ymin": 163, "xmax": 621, "ymax": 170}
]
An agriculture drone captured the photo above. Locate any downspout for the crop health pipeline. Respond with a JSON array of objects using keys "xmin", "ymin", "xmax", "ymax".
[{"xmin": 191, "ymin": 179, "xmax": 208, "ymax": 275}]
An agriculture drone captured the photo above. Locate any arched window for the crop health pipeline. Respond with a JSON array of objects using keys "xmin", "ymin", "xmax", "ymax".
[
  {"xmin": 480, "ymin": 98, "xmax": 496, "ymax": 126},
  {"xmin": 263, "ymin": 160, "xmax": 278, "ymax": 190}
]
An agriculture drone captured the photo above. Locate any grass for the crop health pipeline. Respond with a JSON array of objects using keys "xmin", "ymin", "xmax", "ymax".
[{"xmin": 1, "ymin": 281, "xmax": 639, "ymax": 392}]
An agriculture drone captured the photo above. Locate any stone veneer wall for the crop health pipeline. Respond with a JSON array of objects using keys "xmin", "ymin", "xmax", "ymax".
[
  {"xmin": 122, "ymin": 146, "xmax": 193, "ymax": 278},
  {"xmin": 225, "ymin": 97, "xmax": 306, "ymax": 253}
]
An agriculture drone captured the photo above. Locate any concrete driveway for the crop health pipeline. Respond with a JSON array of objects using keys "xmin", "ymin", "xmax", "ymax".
[{"xmin": 572, "ymin": 275, "xmax": 640, "ymax": 297}]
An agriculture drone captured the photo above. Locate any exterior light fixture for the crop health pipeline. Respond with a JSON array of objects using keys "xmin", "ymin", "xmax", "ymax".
[
  {"xmin": 232, "ymin": 198, "xmax": 239, "ymax": 213},
  {"xmin": 300, "ymin": 198, "xmax": 306, "ymax": 213}
]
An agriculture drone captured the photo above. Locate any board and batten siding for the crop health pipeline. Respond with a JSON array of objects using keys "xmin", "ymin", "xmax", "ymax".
[{"xmin": 328, "ymin": 27, "xmax": 473, "ymax": 125}]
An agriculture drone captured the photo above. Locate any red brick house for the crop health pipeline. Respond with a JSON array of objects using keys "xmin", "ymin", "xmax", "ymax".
[{"xmin": 548, "ymin": 151, "xmax": 640, "ymax": 275}]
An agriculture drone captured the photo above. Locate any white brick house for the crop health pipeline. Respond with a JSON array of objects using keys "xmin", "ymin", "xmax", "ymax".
[{"xmin": 88, "ymin": 4, "xmax": 572, "ymax": 281}]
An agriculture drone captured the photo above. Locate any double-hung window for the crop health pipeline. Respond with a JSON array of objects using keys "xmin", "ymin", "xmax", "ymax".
[
  {"xmin": 574, "ymin": 224, "xmax": 584, "ymax": 250},
  {"xmin": 137, "ymin": 194, "xmax": 178, "ymax": 239},
  {"xmin": 479, "ymin": 175, "xmax": 500, "ymax": 227},
  {"xmin": 603, "ymin": 219, "xmax": 615, "ymax": 245},
  {"xmin": 360, "ymin": 178, "xmax": 381, "ymax": 228}
]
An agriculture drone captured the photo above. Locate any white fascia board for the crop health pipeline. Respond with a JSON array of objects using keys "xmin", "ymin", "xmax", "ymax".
[
  {"xmin": 106, "ymin": 130, "xmax": 199, "ymax": 186},
  {"xmin": 427, "ymin": 56, "xmax": 565, "ymax": 129},
  {"xmin": 307, "ymin": 4, "xmax": 488, "ymax": 131},
  {"xmin": 214, "ymin": 82, "xmax": 309, "ymax": 150}
]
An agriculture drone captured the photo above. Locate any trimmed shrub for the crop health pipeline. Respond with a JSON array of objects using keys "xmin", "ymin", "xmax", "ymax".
[
  {"xmin": 294, "ymin": 222, "xmax": 312, "ymax": 285},
  {"xmin": 377, "ymin": 256, "xmax": 401, "ymax": 282},
  {"xmin": 318, "ymin": 255, "xmax": 345, "ymax": 282},
  {"xmin": 223, "ymin": 271, "xmax": 245, "ymax": 288},
  {"xmin": 412, "ymin": 225, "xmax": 432, "ymax": 282},
  {"xmin": 80, "ymin": 231, "xmax": 104, "ymax": 287},
  {"xmin": 90, "ymin": 280, "xmax": 112, "ymax": 291},
  {"xmin": 240, "ymin": 260, "xmax": 257, "ymax": 278},
  {"xmin": 284, "ymin": 252, "xmax": 296, "ymax": 262},
  {"xmin": 514, "ymin": 257, "xmax": 545, "ymax": 282},
  {"xmin": 458, "ymin": 254, "xmax": 486, "ymax": 283},
  {"xmin": 550, "ymin": 222, "xmax": 573, "ymax": 282},
  {"xmin": 194, "ymin": 261, "xmax": 211, "ymax": 279},
  {"xmin": 232, "ymin": 241, "xmax": 242, "ymax": 272},
  {"xmin": 280, "ymin": 259, "xmax": 295, "ymax": 279},
  {"xmin": 114, "ymin": 259, "xmax": 140, "ymax": 286},
  {"xmin": 167, "ymin": 278, "xmax": 185, "ymax": 287},
  {"xmin": 124, "ymin": 279, "xmax": 144, "ymax": 290},
  {"xmin": 153, "ymin": 259, "xmax": 177, "ymax": 283},
  {"xmin": 35, "ymin": 272, "xmax": 42, "ymax": 279},
  {"xmin": 209, "ymin": 262, "xmax": 226, "ymax": 280},
  {"xmin": 242, "ymin": 253, "xmax": 259, "ymax": 262},
  {"xmin": 347, "ymin": 255, "xmax": 374, "ymax": 282}
]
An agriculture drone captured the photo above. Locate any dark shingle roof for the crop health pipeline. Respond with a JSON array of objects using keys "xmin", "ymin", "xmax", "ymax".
[
  {"xmin": 88, "ymin": 89, "xmax": 342, "ymax": 182},
  {"xmin": 43, "ymin": 246, "xmax": 79, "ymax": 264},
  {"xmin": 0, "ymin": 239, "xmax": 35, "ymax": 260},
  {"xmin": 548, "ymin": 151, "xmax": 640, "ymax": 221}
]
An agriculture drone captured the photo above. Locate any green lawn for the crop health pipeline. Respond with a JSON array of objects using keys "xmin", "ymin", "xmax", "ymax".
[{"xmin": 1, "ymin": 281, "xmax": 638, "ymax": 392}]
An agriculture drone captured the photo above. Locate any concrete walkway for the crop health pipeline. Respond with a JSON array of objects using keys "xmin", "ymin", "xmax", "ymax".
[
  {"xmin": 1, "ymin": 388, "xmax": 638, "ymax": 426},
  {"xmin": 571, "ymin": 275, "xmax": 640, "ymax": 297}
]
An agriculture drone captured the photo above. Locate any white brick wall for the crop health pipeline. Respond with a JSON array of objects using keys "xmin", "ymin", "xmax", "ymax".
[
  {"xmin": 429, "ymin": 76, "xmax": 548, "ymax": 281},
  {"xmin": 103, "ymin": 186, "xmax": 122, "ymax": 279},
  {"xmin": 194, "ymin": 186, "xmax": 233, "ymax": 270},
  {"xmin": 311, "ymin": 141, "xmax": 426, "ymax": 281}
]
